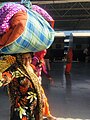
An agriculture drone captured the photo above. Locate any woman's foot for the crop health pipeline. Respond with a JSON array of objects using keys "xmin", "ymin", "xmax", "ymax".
[{"xmin": 47, "ymin": 115, "xmax": 57, "ymax": 120}]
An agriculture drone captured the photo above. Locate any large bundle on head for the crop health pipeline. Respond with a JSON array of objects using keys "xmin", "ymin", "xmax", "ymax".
[{"xmin": 0, "ymin": 2, "xmax": 55, "ymax": 54}]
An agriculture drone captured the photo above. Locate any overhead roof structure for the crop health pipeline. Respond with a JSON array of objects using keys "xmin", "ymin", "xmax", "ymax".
[
  {"xmin": 31, "ymin": 0, "xmax": 90, "ymax": 31},
  {"xmin": 31, "ymin": 0, "xmax": 90, "ymax": 4},
  {"xmin": 1, "ymin": 0, "xmax": 90, "ymax": 31}
]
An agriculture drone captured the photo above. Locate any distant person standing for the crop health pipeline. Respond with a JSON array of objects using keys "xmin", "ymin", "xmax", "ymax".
[
  {"xmin": 88, "ymin": 46, "xmax": 90, "ymax": 62},
  {"xmin": 65, "ymin": 47, "xmax": 73, "ymax": 74},
  {"xmin": 83, "ymin": 47, "xmax": 88, "ymax": 62}
]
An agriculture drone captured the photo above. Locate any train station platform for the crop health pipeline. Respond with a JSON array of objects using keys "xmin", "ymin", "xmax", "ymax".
[{"xmin": 0, "ymin": 62, "xmax": 90, "ymax": 120}]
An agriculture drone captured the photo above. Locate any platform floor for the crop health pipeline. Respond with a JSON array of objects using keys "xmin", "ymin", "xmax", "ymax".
[{"xmin": 0, "ymin": 62, "xmax": 90, "ymax": 120}]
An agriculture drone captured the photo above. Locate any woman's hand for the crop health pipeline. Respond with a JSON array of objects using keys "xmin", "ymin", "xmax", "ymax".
[
  {"xmin": 48, "ymin": 77, "xmax": 54, "ymax": 85},
  {"xmin": 2, "ymin": 72, "xmax": 12, "ymax": 86}
]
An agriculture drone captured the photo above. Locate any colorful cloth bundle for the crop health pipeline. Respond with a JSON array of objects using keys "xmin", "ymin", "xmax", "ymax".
[
  {"xmin": 0, "ymin": 2, "xmax": 55, "ymax": 54},
  {"xmin": 0, "ymin": 3, "xmax": 26, "ymax": 35}
]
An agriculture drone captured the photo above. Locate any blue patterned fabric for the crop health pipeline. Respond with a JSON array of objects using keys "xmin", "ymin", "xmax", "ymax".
[{"xmin": 0, "ymin": 9, "xmax": 55, "ymax": 54}]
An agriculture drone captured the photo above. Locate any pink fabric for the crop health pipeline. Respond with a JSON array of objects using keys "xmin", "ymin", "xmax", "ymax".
[
  {"xmin": 32, "ymin": 5, "xmax": 54, "ymax": 28},
  {"xmin": 34, "ymin": 49, "xmax": 47, "ymax": 60},
  {"xmin": 0, "ymin": 3, "xmax": 26, "ymax": 35},
  {"xmin": 32, "ymin": 56, "xmax": 43, "ymax": 78},
  {"xmin": 32, "ymin": 5, "xmax": 53, "ymax": 21},
  {"xmin": 32, "ymin": 50, "xmax": 47, "ymax": 77}
]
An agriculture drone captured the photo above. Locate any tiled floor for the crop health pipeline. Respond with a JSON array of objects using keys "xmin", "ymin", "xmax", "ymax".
[
  {"xmin": 42, "ymin": 62, "xmax": 90, "ymax": 120},
  {"xmin": 0, "ymin": 62, "xmax": 90, "ymax": 120}
]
